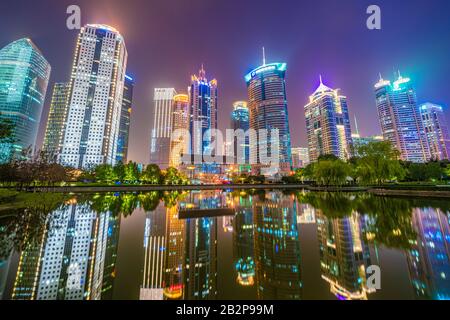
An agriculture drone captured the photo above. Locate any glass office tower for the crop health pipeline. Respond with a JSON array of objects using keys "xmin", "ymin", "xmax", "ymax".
[
  {"xmin": 0, "ymin": 38, "xmax": 51, "ymax": 162},
  {"xmin": 245, "ymin": 61, "xmax": 292, "ymax": 175}
]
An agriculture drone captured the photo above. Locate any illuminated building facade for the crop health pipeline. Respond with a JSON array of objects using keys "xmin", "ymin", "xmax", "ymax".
[
  {"xmin": 407, "ymin": 208, "xmax": 450, "ymax": 300},
  {"xmin": 0, "ymin": 38, "xmax": 51, "ymax": 162},
  {"xmin": 188, "ymin": 65, "xmax": 218, "ymax": 163},
  {"xmin": 291, "ymin": 147, "xmax": 310, "ymax": 168},
  {"xmin": 231, "ymin": 101, "xmax": 250, "ymax": 165},
  {"xmin": 316, "ymin": 212, "xmax": 373, "ymax": 300},
  {"xmin": 170, "ymin": 94, "xmax": 190, "ymax": 168},
  {"xmin": 150, "ymin": 88, "xmax": 177, "ymax": 169},
  {"xmin": 304, "ymin": 77, "xmax": 353, "ymax": 162},
  {"xmin": 42, "ymin": 83, "xmax": 70, "ymax": 160},
  {"xmin": 116, "ymin": 75, "xmax": 134, "ymax": 163},
  {"xmin": 245, "ymin": 61, "xmax": 292, "ymax": 175},
  {"xmin": 375, "ymin": 74, "xmax": 430, "ymax": 162},
  {"xmin": 253, "ymin": 192, "xmax": 302, "ymax": 299},
  {"xmin": 59, "ymin": 24, "xmax": 128, "ymax": 169},
  {"xmin": 420, "ymin": 102, "xmax": 450, "ymax": 160}
]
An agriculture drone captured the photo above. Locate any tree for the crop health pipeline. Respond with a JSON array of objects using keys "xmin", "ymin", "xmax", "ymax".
[
  {"xmin": 312, "ymin": 158, "xmax": 351, "ymax": 186},
  {"xmin": 355, "ymin": 141, "xmax": 405, "ymax": 185},
  {"xmin": 94, "ymin": 164, "xmax": 117, "ymax": 183},
  {"xmin": 141, "ymin": 164, "xmax": 162, "ymax": 184},
  {"xmin": 124, "ymin": 161, "xmax": 140, "ymax": 183},
  {"xmin": 163, "ymin": 167, "xmax": 188, "ymax": 185},
  {"xmin": 114, "ymin": 161, "xmax": 126, "ymax": 182}
]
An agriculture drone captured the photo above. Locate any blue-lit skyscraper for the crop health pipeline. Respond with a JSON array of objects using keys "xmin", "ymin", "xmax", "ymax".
[
  {"xmin": 245, "ymin": 59, "xmax": 292, "ymax": 175},
  {"xmin": 375, "ymin": 73, "xmax": 430, "ymax": 162},
  {"xmin": 116, "ymin": 75, "xmax": 134, "ymax": 163},
  {"xmin": 0, "ymin": 38, "xmax": 51, "ymax": 162},
  {"xmin": 304, "ymin": 77, "xmax": 353, "ymax": 162},
  {"xmin": 231, "ymin": 101, "xmax": 250, "ymax": 165},
  {"xmin": 189, "ymin": 65, "xmax": 218, "ymax": 162},
  {"xmin": 420, "ymin": 102, "xmax": 450, "ymax": 161}
]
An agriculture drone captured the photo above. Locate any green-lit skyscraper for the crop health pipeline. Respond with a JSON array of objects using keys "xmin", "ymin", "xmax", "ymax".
[{"xmin": 0, "ymin": 38, "xmax": 51, "ymax": 162}]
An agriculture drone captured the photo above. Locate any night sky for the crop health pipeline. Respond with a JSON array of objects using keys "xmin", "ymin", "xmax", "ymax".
[{"xmin": 1, "ymin": 0, "xmax": 449, "ymax": 164}]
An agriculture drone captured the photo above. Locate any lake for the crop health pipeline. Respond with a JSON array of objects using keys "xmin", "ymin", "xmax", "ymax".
[{"xmin": 0, "ymin": 189, "xmax": 449, "ymax": 300}]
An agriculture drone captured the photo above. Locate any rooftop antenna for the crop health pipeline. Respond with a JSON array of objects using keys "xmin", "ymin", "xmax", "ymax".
[
  {"xmin": 319, "ymin": 74, "xmax": 323, "ymax": 85},
  {"xmin": 398, "ymin": 69, "xmax": 402, "ymax": 79},
  {"xmin": 378, "ymin": 72, "xmax": 383, "ymax": 81},
  {"xmin": 262, "ymin": 47, "xmax": 266, "ymax": 66},
  {"xmin": 199, "ymin": 63, "xmax": 206, "ymax": 79},
  {"xmin": 354, "ymin": 115, "xmax": 360, "ymax": 136}
]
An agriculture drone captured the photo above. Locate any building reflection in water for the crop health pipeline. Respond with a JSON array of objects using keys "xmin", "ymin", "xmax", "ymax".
[
  {"xmin": 231, "ymin": 192, "xmax": 255, "ymax": 287},
  {"xmin": 253, "ymin": 192, "xmax": 302, "ymax": 299},
  {"xmin": 407, "ymin": 208, "xmax": 450, "ymax": 300},
  {"xmin": 140, "ymin": 191, "xmax": 219, "ymax": 300},
  {"xmin": 140, "ymin": 203, "xmax": 166, "ymax": 300},
  {"xmin": 316, "ymin": 211, "xmax": 374, "ymax": 300},
  {"xmin": 11, "ymin": 200, "xmax": 120, "ymax": 300}
]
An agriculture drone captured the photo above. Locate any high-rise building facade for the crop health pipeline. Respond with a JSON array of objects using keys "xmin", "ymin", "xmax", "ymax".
[
  {"xmin": 42, "ymin": 83, "xmax": 70, "ymax": 160},
  {"xmin": 150, "ymin": 88, "xmax": 177, "ymax": 169},
  {"xmin": 420, "ymin": 102, "xmax": 450, "ymax": 160},
  {"xmin": 59, "ymin": 24, "xmax": 128, "ymax": 169},
  {"xmin": 170, "ymin": 94, "xmax": 189, "ymax": 168},
  {"xmin": 245, "ymin": 61, "xmax": 292, "ymax": 174},
  {"xmin": 291, "ymin": 147, "xmax": 310, "ymax": 168},
  {"xmin": 304, "ymin": 77, "xmax": 353, "ymax": 162},
  {"xmin": 116, "ymin": 75, "xmax": 134, "ymax": 163},
  {"xmin": 0, "ymin": 38, "xmax": 51, "ymax": 162},
  {"xmin": 189, "ymin": 66, "xmax": 218, "ymax": 161},
  {"xmin": 231, "ymin": 101, "xmax": 250, "ymax": 165},
  {"xmin": 375, "ymin": 74, "xmax": 430, "ymax": 162}
]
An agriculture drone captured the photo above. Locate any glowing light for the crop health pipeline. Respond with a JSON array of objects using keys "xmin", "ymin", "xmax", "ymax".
[{"xmin": 245, "ymin": 62, "xmax": 287, "ymax": 82}]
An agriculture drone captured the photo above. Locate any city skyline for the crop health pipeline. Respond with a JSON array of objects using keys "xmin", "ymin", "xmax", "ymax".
[{"xmin": 0, "ymin": 0, "xmax": 450, "ymax": 164}]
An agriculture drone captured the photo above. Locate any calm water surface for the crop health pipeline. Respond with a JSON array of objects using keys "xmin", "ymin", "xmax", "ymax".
[{"xmin": 0, "ymin": 189, "xmax": 449, "ymax": 300}]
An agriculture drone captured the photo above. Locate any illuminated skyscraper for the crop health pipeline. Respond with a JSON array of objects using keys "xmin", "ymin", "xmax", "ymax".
[
  {"xmin": 0, "ymin": 38, "xmax": 51, "ymax": 162},
  {"xmin": 42, "ymin": 83, "xmax": 70, "ymax": 159},
  {"xmin": 231, "ymin": 101, "xmax": 250, "ymax": 165},
  {"xmin": 150, "ymin": 88, "xmax": 177, "ymax": 169},
  {"xmin": 116, "ymin": 75, "xmax": 134, "ymax": 163},
  {"xmin": 59, "ymin": 24, "xmax": 128, "ymax": 169},
  {"xmin": 375, "ymin": 73, "xmax": 430, "ymax": 162},
  {"xmin": 245, "ymin": 57, "xmax": 292, "ymax": 175},
  {"xmin": 170, "ymin": 94, "xmax": 190, "ymax": 168},
  {"xmin": 189, "ymin": 65, "xmax": 218, "ymax": 162},
  {"xmin": 304, "ymin": 77, "xmax": 353, "ymax": 162},
  {"xmin": 420, "ymin": 102, "xmax": 450, "ymax": 160}
]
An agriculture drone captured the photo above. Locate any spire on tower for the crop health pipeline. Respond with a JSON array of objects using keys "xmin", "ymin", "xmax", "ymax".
[
  {"xmin": 354, "ymin": 115, "xmax": 360, "ymax": 136},
  {"xmin": 319, "ymin": 74, "xmax": 323, "ymax": 85},
  {"xmin": 199, "ymin": 63, "xmax": 206, "ymax": 79},
  {"xmin": 262, "ymin": 47, "xmax": 266, "ymax": 66}
]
